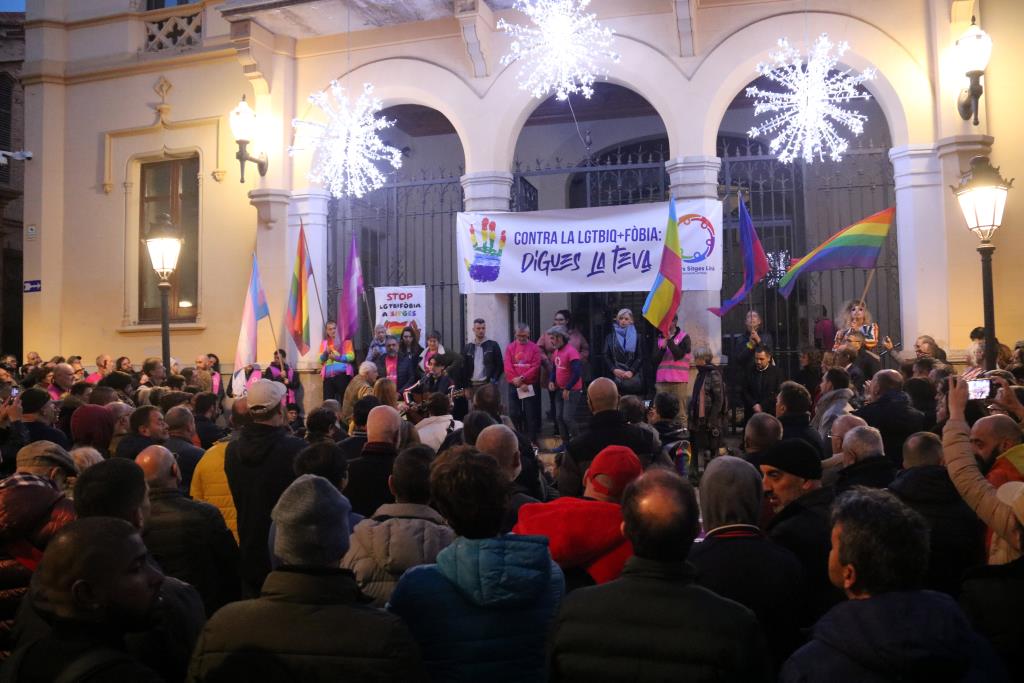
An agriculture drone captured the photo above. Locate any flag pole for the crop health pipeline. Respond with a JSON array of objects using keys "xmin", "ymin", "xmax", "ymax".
[{"xmin": 858, "ymin": 268, "xmax": 877, "ymax": 306}]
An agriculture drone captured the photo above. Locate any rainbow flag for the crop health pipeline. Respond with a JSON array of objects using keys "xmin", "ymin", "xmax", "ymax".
[
  {"xmin": 778, "ymin": 207, "xmax": 895, "ymax": 298},
  {"xmin": 285, "ymin": 223, "xmax": 314, "ymax": 355},
  {"xmin": 642, "ymin": 198, "xmax": 683, "ymax": 336}
]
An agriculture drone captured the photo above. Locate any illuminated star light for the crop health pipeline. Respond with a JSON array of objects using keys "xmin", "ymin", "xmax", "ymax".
[
  {"xmin": 498, "ymin": 0, "xmax": 619, "ymax": 100},
  {"xmin": 746, "ymin": 34, "xmax": 876, "ymax": 164},
  {"xmin": 290, "ymin": 81, "xmax": 402, "ymax": 199}
]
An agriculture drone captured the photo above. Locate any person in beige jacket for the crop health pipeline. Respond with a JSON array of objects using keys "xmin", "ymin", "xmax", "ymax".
[
  {"xmin": 342, "ymin": 446, "xmax": 454, "ymax": 605},
  {"xmin": 942, "ymin": 375, "xmax": 1022, "ymax": 564}
]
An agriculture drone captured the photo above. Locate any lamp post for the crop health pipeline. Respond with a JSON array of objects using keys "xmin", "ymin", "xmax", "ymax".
[
  {"xmin": 229, "ymin": 95, "xmax": 268, "ymax": 182},
  {"xmin": 954, "ymin": 16, "xmax": 993, "ymax": 126},
  {"xmin": 143, "ymin": 213, "xmax": 183, "ymax": 372},
  {"xmin": 952, "ymin": 156, "xmax": 1013, "ymax": 370}
]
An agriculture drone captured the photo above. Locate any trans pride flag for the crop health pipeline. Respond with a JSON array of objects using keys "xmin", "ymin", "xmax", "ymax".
[
  {"xmin": 338, "ymin": 234, "xmax": 364, "ymax": 342},
  {"xmin": 778, "ymin": 207, "xmax": 895, "ymax": 298},
  {"xmin": 643, "ymin": 198, "xmax": 683, "ymax": 336},
  {"xmin": 285, "ymin": 223, "xmax": 314, "ymax": 355},
  {"xmin": 709, "ymin": 193, "xmax": 768, "ymax": 317},
  {"xmin": 232, "ymin": 253, "xmax": 270, "ymax": 396}
]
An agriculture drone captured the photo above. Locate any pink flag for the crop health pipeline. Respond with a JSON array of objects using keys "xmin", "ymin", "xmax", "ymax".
[{"xmin": 339, "ymin": 234, "xmax": 364, "ymax": 341}]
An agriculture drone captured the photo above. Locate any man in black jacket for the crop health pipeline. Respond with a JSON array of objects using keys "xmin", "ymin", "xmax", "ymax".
[
  {"xmin": 834, "ymin": 425, "xmax": 897, "ymax": 494},
  {"xmin": 853, "ymin": 369, "xmax": 926, "ymax": 469},
  {"xmin": 136, "ymin": 445, "xmax": 239, "ymax": 616},
  {"xmin": 460, "ymin": 318, "xmax": 503, "ymax": 394},
  {"xmin": 742, "ymin": 346, "xmax": 783, "ymax": 419},
  {"xmin": 345, "ymin": 405, "xmax": 401, "ymax": 516},
  {"xmin": 225, "ymin": 380, "xmax": 306, "ymax": 597},
  {"xmin": 775, "ymin": 381, "xmax": 828, "ymax": 459},
  {"xmin": 558, "ymin": 378, "xmax": 660, "ymax": 497},
  {"xmin": 549, "ymin": 468, "xmax": 770, "ymax": 681},
  {"xmin": 760, "ymin": 439, "xmax": 842, "ymax": 626}
]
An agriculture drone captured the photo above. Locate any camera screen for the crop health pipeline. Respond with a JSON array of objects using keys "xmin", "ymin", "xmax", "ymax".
[{"xmin": 967, "ymin": 379, "xmax": 992, "ymax": 401}]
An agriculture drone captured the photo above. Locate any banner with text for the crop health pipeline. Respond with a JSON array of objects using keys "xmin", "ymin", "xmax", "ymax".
[
  {"xmin": 374, "ymin": 286, "xmax": 427, "ymax": 336},
  {"xmin": 456, "ymin": 199, "xmax": 722, "ymax": 294}
]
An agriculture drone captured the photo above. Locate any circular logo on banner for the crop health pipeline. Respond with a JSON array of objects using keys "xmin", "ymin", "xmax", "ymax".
[
  {"xmin": 679, "ymin": 213, "xmax": 716, "ymax": 264},
  {"xmin": 465, "ymin": 217, "xmax": 506, "ymax": 282}
]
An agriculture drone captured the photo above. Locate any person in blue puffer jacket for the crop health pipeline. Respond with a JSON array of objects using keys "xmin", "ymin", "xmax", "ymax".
[{"xmin": 388, "ymin": 445, "xmax": 565, "ymax": 682}]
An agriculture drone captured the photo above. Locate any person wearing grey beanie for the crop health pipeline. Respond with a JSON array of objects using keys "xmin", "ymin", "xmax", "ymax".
[
  {"xmin": 189, "ymin": 474, "xmax": 423, "ymax": 681},
  {"xmin": 271, "ymin": 474, "xmax": 351, "ymax": 567},
  {"xmin": 688, "ymin": 456, "xmax": 806, "ymax": 672}
]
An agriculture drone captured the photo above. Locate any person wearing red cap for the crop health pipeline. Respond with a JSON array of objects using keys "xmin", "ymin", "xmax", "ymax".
[{"xmin": 514, "ymin": 445, "xmax": 642, "ymax": 592}]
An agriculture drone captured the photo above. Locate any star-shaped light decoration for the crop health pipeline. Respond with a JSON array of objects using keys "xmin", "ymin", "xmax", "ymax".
[
  {"xmin": 290, "ymin": 81, "xmax": 402, "ymax": 199},
  {"xmin": 746, "ymin": 34, "xmax": 876, "ymax": 164},
  {"xmin": 498, "ymin": 0, "xmax": 619, "ymax": 101}
]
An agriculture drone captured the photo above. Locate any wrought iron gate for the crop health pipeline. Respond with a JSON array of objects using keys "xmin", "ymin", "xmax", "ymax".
[{"xmin": 328, "ymin": 170, "xmax": 465, "ymax": 354}]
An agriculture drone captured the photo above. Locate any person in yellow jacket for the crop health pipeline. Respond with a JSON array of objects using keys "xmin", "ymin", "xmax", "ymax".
[{"xmin": 190, "ymin": 397, "xmax": 246, "ymax": 540}]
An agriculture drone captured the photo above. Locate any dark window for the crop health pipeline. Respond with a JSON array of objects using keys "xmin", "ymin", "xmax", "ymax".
[
  {"xmin": 139, "ymin": 156, "xmax": 199, "ymax": 324},
  {"xmin": 0, "ymin": 73, "xmax": 13, "ymax": 185}
]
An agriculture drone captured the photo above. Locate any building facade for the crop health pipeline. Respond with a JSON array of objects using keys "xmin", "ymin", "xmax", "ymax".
[{"xmin": 21, "ymin": 0, "xmax": 1024, "ymax": 402}]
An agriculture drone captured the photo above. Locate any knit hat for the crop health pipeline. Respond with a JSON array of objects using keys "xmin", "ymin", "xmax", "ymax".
[
  {"xmin": 271, "ymin": 474, "xmax": 351, "ymax": 566},
  {"xmin": 700, "ymin": 456, "xmax": 762, "ymax": 531},
  {"xmin": 70, "ymin": 404, "xmax": 116, "ymax": 452},
  {"xmin": 247, "ymin": 379, "xmax": 286, "ymax": 411},
  {"xmin": 585, "ymin": 445, "xmax": 642, "ymax": 500},
  {"xmin": 16, "ymin": 440, "xmax": 78, "ymax": 475},
  {"xmin": 997, "ymin": 481, "xmax": 1024, "ymax": 527},
  {"xmin": 759, "ymin": 438, "xmax": 823, "ymax": 480},
  {"xmin": 20, "ymin": 387, "xmax": 51, "ymax": 415}
]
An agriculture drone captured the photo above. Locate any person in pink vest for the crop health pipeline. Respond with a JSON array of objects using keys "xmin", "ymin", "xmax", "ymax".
[
  {"xmin": 207, "ymin": 353, "xmax": 225, "ymax": 398},
  {"xmin": 505, "ymin": 323, "xmax": 543, "ymax": 445},
  {"xmin": 653, "ymin": 315, "xmax": 692, "ymax": 427},
  {"xmin": 267, "ymin": 348, "xmax": 300, "ymax": 406}
]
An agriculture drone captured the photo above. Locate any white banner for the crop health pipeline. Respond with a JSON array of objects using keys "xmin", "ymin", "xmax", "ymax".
[
  {"xmin": 456, "ymin": 199, "xmax": 722, "ymax": 294},
  {"xmin": 374, "ymin": 285, "xmax": 427, "ymax": 336}
]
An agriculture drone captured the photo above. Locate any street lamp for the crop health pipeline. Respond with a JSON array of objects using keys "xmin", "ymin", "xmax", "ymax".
[
  {"xmin": 229, "ymin": 95, "xmax": 268, "ymax": 182},
  {"xmin": 952, "ymin": 156, "xmax": 1013, "ymax": 370},
  {"xmin": 143, "ymin": 213, "xmax": 183, "ymax": 372},
  {"xmin": 954, "ymin": 16, "xmax": 993, "ymax": 126}
]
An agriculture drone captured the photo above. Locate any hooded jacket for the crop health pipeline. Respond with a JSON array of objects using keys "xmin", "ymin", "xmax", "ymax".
[
  {"xmin": 225, "ymin": 423, "xmax": 305, "ymax": 596},
  {"xmin": 387, "ymin": 534, "xmax": 564, "ymax": 682},
  {"xmin": 782, "ymin": 590, "xmax": 1007, "ymax": 682},
  {"xmin": 889, "ymin": 465, "xmax": 986, "ymax": 595},
  {"xmin": 341, "ymin": 503, "xmax": 455, "ymax": 606},
  {"xmin": 0, "ymin": 474, "xmax": 75, "ymax": 659},
  {"xmin": 810, "ymin": 387, "xmax": 855, "ymax": 440},
  {"xmin": 514, "ymin": 498, "xmax": 632, "ymax": 588}
]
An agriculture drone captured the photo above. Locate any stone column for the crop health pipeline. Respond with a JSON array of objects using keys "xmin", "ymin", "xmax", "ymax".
[
  {"xmin": 666, "ymin": 155, "xmax": 722, "ymax": 358},
  {"xmin": 247, "ymin": 188, "xmax": 291, "ymax": 368},
  {"xmin": 460, "ymin": 171, "xmax": 514, "ymax": 348},
  {"xmin": 289, "ymin": 189, "xmax": 331, "ymax": 411}
]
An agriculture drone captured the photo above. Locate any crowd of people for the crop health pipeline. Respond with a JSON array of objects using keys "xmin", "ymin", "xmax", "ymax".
[{"xmin": 0, "ymin": 298, "xmax": 1022, "ymax": 681}]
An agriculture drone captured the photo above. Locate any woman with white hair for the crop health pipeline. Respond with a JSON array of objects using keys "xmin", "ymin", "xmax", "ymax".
[{"xmin": 603, "ymin": 309, "xmax": 644, "ymax": 396}]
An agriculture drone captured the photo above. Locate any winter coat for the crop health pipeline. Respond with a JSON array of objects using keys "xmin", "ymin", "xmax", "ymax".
[
  {"xmin": 194, "ymin": 416, "xmax": 226, "ymax": 450},
  {"xmin": 190, "ymin": 439, "xmax": 237, "ymax": 540},
  {"xmin": 889, "ymin": 465, "xmax": 986, "ymax": 596},
  {"xmin": 144, "ymin": 487, "xmax": 239, "ymax": 616},
  {"xmin": 346, "ymin": 442, "xmax": 399, "ymax": 518},
  {"xmin": 341, "ymin": 503, "xmax": 455, "ymax": 606},
  {"xmin": 959, "ymin": 554, "xmax": 1024, "ymax": 674},
  {"xmin": 459, "ymin": 339, "xmax": 503, "ymax": 386},
  {"xmin": 731, "ymin": 330, "xmax": 775, "ymax": 371},
  {"xmin": 742, "ymin": 364, "xmax": 783, "ymax": 416},
  {"xmin": 853, "ymin": 390, "xmax": 926, "ymax": 468},
  {"xmin": 0, "ymin": 474, "xmax": 75, "ymax": 659},
  {"xmin": 548, "ymin": 556, "xmax": 770, "ymax": 682},
  {"xmin": 834, "ymin": 455, "xmax": 897, "ymax": 494},
  {"xmin": 188, "ymin": 567, "xmax": 423, "ymax": 683},
  {"xmin": 811, "ymin": 387, "xmax": 855, "ymax": 440},
  {"xmin": 165, "ymin": 436, "xmax": 204, "ymax": 494},
  {"xmin": 225, "ymin": 423, "xmax": 305, "ymax": 596},
  {"xmin": 376, "ymin": 354, "xmax": 420, "ymax": 393},
  {"xmin": 387, "ymin": 534, "xmax": 564, "ymax": 683},
  {"xmin": 559, "ymin": 410, "xmax": 660, "ymax": 497},
  {"xmin": 765, "ymin": 486, "xmax": 843, "ymax": 625},
  {"xmin": 113, "ymin": 432, "xmax": 160, "ymax": 460},
  {"xmin": 688, "ymin": 365, "xmax": 724, "ymax": 430},
  {"xmin": 513, "ymin": 498, "xmax": 633, "ymax": 590},
  {"xmin": 943, "ymin": 418, "xmax": 1021, "ymax": 564},
  {"xmin": 602, "ymin": 330, "xmax": 644, "ymax": 393},
  {"xmin": 782, "ymin": 590, "xmax": 1008, "ymax": 682},
  {"xmin": 779, "ymin": 413, "xmax": 830, "ymax": 459},
  {"xmin": 414, "ymin": 415, "xmax": 462, "ymax": 452},
  {"xmin": 689, "ymin": 527, "xmax": 806, "ymax": 672}
]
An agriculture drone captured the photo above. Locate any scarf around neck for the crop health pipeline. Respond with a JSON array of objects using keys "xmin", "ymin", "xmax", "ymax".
[{"xmin": 615, "ymin": 323, "xmax": 637, "ymax": 354}]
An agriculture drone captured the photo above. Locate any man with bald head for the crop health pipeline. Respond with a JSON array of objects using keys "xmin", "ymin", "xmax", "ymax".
[
  {"xmin": 854, "ymin": 368, "xmax": 926, "ymax": 468},
  {"xmin": 548, "ymin": 469, "xmax": 768, "ymax": 680},
  {"xmin": 970, "ymin": 414, "xmax": 1024, "ymax": 487},
  {"xmin": 136, "ymin": 445, "xmax": 239, "ymax": 615},
  {"xmin": 48, "ymin": 362, "xmax": 75, "ymax": 401},
  {"xmin": 164, "ymin": 404, "xmax": 205, "ymax": 493},
  {"xmin": 346, "ymin": 405, "xmax": 403, "ymax": 517},
  {"xmin": 558, "ymin": 377, "xmax": 659, "ymax": 496},
  {"xmin": 822, "ymin": 414, "xmax": 868, "ymax": 486},
  {"xmin": 477, "ymin": 423, "xmax": 539, "ymax": 531}
]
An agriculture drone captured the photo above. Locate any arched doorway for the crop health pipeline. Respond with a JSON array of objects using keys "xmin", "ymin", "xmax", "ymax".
[
  {"xmin": 716, "ymin": 75, "xmax": 898, "ymax": 378},
  {"xmin": 328, "ymin": 104, "xmax": 466, "ymax": 352}
]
